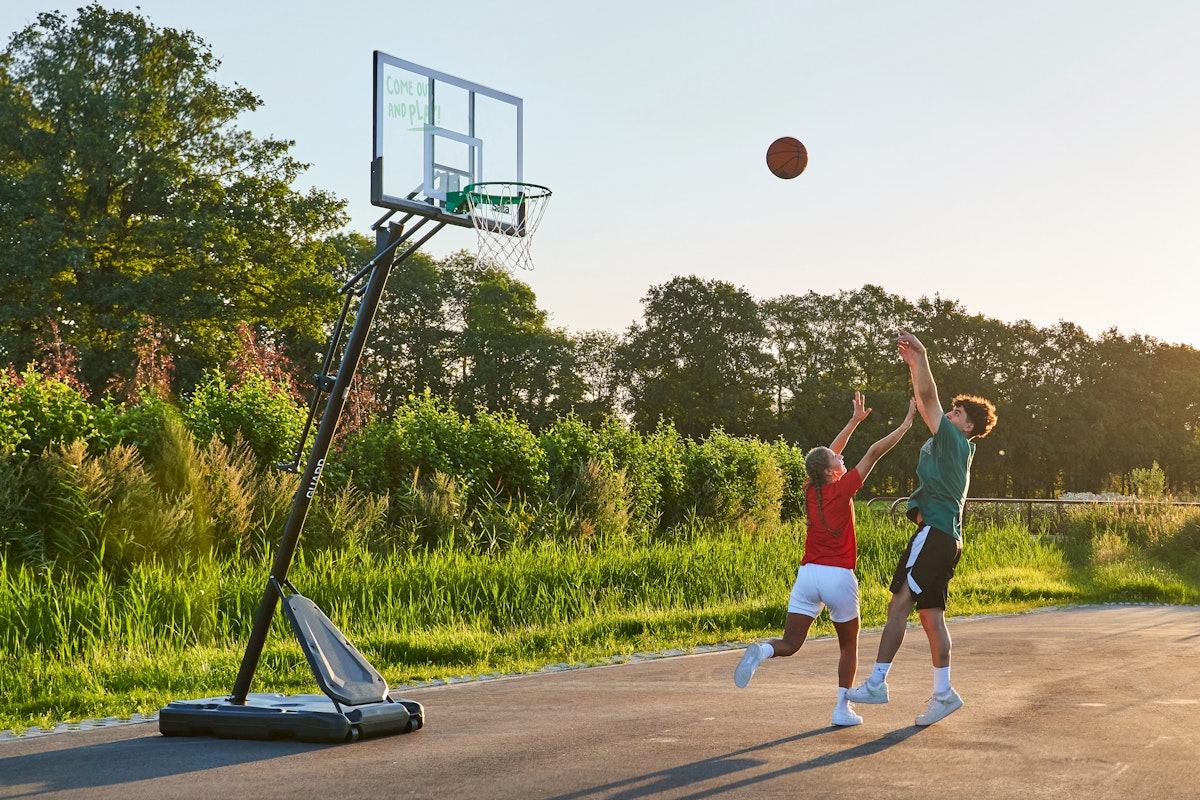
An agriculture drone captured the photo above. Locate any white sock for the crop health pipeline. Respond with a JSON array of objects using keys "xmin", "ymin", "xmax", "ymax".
[
  {"xmin": 837, "ymin": 687, "xmax": 849, "ymax": 708},
  {"xmin": 933, "ymin": 665, "xmax": 951, "ymax": 695},
  {"xmin": 869, "ymin": 662, "xmax": 892, "ymax": 686},
  {"xmin": 760, "ymin": 643, "xmax": 775, "ymax": 659}
]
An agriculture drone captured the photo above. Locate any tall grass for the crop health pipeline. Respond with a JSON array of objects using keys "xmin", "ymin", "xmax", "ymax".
[{"xmin": 4, "ymin": 502, "xmax": 1198, "ymax": 733}]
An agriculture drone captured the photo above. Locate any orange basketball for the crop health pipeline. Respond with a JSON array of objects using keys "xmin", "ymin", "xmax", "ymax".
[{"xmin": 766, "ymin": 137, "xmax": 808, "ymax": 179}]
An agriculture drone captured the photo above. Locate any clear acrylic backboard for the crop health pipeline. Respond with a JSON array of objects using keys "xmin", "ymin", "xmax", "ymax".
[{"xmin": 371, "ymin": 51, "xmax": 523, "ymax": 228}]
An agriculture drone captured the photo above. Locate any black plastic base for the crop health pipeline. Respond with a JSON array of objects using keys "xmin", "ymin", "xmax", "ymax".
[{"xmin": 158, "ymin": 693, "xmax": 424, "ymax": 743}]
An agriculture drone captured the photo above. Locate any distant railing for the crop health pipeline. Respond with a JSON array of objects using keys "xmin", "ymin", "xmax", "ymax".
[{"xmin": 866, "ymin": 496, "xmax": 1200, "ymax": 527}]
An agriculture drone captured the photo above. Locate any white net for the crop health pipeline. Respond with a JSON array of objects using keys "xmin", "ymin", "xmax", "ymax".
[{"xmin": 462, "ymin": 183, "xmax": 551, "ymax": 271}]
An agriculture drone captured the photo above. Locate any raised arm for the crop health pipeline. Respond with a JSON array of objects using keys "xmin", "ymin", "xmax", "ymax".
[
  {"xmin": 897, "ymin": 329, "xmax": 942, "ymax": 435},
  {"xmin": 829, "ymin": 390, "xmax": 872, "ymax": 454},
  {"xmin": 853, "ymin": 398, "xmax": 917, "ymax": 480}
]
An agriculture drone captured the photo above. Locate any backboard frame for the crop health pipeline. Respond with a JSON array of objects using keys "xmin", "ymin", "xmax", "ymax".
[{"xmin": 371, "ymin": 51, "xmax": 524, "ymax": 228}]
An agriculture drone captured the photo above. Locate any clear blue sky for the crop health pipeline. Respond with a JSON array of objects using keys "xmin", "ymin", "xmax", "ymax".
[{"xmin": 4, "ymin": 1, "xmax": 1198, "ymax": 349}]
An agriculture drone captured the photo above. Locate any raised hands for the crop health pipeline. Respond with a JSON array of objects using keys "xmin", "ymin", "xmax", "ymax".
[
  {"xmin": 852, "ymin": 390, "xmax": 873, "ymax": 423},
  {"xmin": 896, "ymin": 328, "xmax": 926, "ymax": 367}
]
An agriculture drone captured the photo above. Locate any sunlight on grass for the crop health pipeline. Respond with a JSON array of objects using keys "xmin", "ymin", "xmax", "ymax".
[{"xmin": 3, "ymin": 503, "xmax": 1199, "ymax": 732}]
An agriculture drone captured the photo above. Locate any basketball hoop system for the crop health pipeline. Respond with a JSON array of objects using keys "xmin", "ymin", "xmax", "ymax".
[{"xmin": 457, "ymin": 182, "xmax": 551, "ymax": 271}]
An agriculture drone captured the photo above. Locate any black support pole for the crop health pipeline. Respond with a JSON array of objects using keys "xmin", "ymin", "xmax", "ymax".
[{"xmin": 229, "ymin": 220, "xmax": 444, "ymax": 704}]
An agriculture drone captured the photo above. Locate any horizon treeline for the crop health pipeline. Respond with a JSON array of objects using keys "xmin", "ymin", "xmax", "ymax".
[{"xmin": 2, "ymin": 6, "xmax": 1197, "ymax": 500}]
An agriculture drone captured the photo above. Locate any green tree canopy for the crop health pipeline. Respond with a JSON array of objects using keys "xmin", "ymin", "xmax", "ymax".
[
  {"xmin": 0, "ymin": 5, "xmax": 345, "ymax": 393},
  {"xmin": 620, "ymin": 275, "xmax": 772, "ymax": 439}
]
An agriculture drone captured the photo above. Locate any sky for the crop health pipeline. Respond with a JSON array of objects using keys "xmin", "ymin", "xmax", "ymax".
[{"xmin": 3, "ymin": 1, "xmax": 1199, "ymax": 349}]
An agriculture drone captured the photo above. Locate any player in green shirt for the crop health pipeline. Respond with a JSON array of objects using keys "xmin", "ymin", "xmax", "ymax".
[{"xmin": 847, "ymin": 329, "xmax": 997, "ymax": 726}]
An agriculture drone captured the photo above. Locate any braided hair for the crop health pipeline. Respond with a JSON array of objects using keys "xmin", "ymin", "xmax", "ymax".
[{"xmin": 804, "ymin": 447, "xmax": 843, "ymax": 537}]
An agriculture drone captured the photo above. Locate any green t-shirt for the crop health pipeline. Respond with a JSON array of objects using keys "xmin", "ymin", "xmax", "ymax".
[{"xmin": 906, "ymin": 415, "xmax": 975, "ymax": 540}]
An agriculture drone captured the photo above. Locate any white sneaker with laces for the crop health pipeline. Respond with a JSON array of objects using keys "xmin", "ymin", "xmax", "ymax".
[
  {"xmin": 845, "ymin": 679, "xmax": 890, "ymax": 704},
  {"xmin": 734, "ymin": 645, "xmax": 766, "ymax": 688},
  {"xmin": 831, "ymin": 704, "xmax": 863, "ymax": 727},
  {"xmin": 915, "ymin": 688, "xmax": 963, "ymax": 726}
]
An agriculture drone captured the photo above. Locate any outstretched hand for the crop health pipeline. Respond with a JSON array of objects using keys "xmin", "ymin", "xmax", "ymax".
[
  {"xmin": 903, "ymin": 397, "xmax": 917, "ymax": 424},
  {"xmin": 896, "ymin": 328, "xmax": 926, "ymax": 366},
  {"xmin": 852, "ymin": 390, "xmax": 872, "ymax": 422}
]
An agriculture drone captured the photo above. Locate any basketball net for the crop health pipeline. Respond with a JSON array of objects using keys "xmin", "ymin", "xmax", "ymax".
[{"xmin": 461, "ymin": 182, "xmax": 551, "ymax": 272}]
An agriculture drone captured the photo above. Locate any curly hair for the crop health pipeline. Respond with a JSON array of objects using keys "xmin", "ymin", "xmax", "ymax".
[{"xmin": 952, "ymin": 394, "xmax": 997, "ymax": 439}]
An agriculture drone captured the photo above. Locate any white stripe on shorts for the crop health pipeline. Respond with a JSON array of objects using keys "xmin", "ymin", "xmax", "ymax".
[{"xmin": 905, "ymin": 525, "xmax": 931, "ymax": 595}]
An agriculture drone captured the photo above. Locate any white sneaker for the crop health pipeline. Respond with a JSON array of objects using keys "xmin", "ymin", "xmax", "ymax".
[
  {"xmin": 734, "ymin": 645, "xmax": 766, "ymax": 688},
  {"xmin": 831, "ymin": 705, "xmax": 863, "ymax": 727},
  {"xmin": 846, "ymin": 679, "xmax": 889, "ymax": 704},
  {"xmin": 915, "ymin": 689, "xmax": 963, "ymax": 726}
]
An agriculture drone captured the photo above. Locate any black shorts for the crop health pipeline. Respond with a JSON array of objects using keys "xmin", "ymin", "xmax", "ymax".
[{"xmin": 889, "ymin": 525, "xmax": 962, "ymax": 610}]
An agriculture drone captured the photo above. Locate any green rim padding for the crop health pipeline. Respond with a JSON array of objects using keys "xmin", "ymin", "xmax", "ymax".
[{"xmin": 447, "ymin": 183, "xmax": 551, "ymax": 213}]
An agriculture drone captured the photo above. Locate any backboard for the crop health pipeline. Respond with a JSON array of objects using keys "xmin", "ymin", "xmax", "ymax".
[{"xmin": 372, "ymin": 52, "xmax": 523, "ymax": 228}]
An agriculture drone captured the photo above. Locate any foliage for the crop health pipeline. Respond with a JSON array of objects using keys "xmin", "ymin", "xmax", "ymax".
[
  {"xmin": 678, "ymin": 430, "xmax": 784, "ymax": 533},
  {"xmin": 0, "ymin": 5, "xmax": 344, "ymax": 394},
  {"xmin": 338, "ymin": 394, "xmax": 551, "ymax": 526},
  {"xmin": 0, "ymin": 366, "xmax": 118, "ymax": 456},
  {"xmin": 181, "ymin": 369, "xmax": 305, "ymax": 468},
  {"xmin": 1125, "ymin": 462, "xmax": 1168, "ymax": 500},
  {"xmin": 771, "ymin": 438, "xmax": 810, "ymax": 521},
  {"xmin": 455, "ymin": 265, "xmax": 581, "ymax": 428},
  {"xmin": 620, "ymin": 275, "xmax": 773, "ymax": 439},
  {"xmin": 4, "ymin": 504, "xmax": 1200, "ymax": 732},
  {"xmin": 338, "ymin": 391, "xmax": 471, "ymax": 500}
]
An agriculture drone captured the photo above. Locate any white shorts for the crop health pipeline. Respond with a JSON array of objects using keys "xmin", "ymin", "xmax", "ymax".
[{"xmin": 787, "ymin": 563, "xmax": 860, "ymax": 623}]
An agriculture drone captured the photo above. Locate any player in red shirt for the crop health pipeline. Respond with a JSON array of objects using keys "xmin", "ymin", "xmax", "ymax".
[{"xmin": 735, "ymin": 392, "xmax": 916, "ymax": 726}]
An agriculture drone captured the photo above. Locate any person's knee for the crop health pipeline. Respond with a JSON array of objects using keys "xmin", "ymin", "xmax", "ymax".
[
  {"xmin": 774, "ymin": 639, "xmax": 802, "ymax": 657},
  {"xmin": 887, "ymin": 590, "xmax": 914, "ymax": 618}
]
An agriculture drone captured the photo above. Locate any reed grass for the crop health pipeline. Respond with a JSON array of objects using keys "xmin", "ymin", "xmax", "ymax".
[{"xmin": 2, "ymin": 503, "xmax": 1199, "ymax": 733}]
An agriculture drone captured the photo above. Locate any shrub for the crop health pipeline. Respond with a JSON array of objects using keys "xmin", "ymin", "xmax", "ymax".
[
  {"xmin": 771, "ymin": 438, "xmax": 809, "ymax": 521},
  {"xmin": 540, "ymin": 415, "xmax": 607, "ymax": 499},
  {"xmin": 0, "ymin": 366, "xmax": 118, "ymax": 456},
  {"xmin": 639, "ymin": 421, "xmax": 689, "ymax": 533},
  {"xmin": 561, "ymin": 457, "xmax": 631, "ymax": 541},
  {"xmin": 679, "ymin": 430, "xmax": 784, "ymax": 534},
  {"xmin": 341, "ymin": 396, "xmax": 549, "ymax": 515},
  {"xmin": 339, "ymin": 393, "xmax": 470, "ymax": 500},
  {"xmin": 303, "ymin": 482, "xmax": 390, "ymax": 553},
  {"xmin": 182, "ymin": 369, "xmax": 304, "ymax": 468},
  {"xmin": 462, "ymin": 409, "xmax": 549, "ymax": 504},
  {"xmin": 0, "ymin": 445, "xmax": 99, "ymax": 565}
]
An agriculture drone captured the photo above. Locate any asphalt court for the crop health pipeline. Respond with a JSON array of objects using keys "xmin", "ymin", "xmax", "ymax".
[{"xmin": 2, "ymin": 604, "xmax": 1197, "ymax": 799}]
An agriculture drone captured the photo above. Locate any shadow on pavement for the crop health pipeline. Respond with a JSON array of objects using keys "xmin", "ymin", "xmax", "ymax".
[
  {"xmin": 545, "ymin": 725, "xmax": 923, "ymax": 800},
  {"xmin": 0, "ymin": 734, "xmax": 329, "ymax": 797}
]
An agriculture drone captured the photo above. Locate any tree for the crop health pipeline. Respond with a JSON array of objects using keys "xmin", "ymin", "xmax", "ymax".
[
  {"xmin": 761, "ymin": 286, "xmax": 917, "ymax": 440},
  {"xmin": 569, "ymin": 329, "xmax": 624, "ymax": 425},
  {"xmin": 620, "ymin": 276, "xmax": 771, "ymax": 439},
  {"xmin": 0, "ymin": 5, "xmax": 345, "ymax": 393},
  {"xmin": 455, "ymin": 266, "xmax": 579, "ymax": 427},
  {"xmin": 330, "ymin": 233, "xmax": 458, "ymax": 415}
]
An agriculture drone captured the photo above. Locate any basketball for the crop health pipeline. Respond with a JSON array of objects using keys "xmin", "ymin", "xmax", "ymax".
[{"xmin": 766, "ymin": 137, "xmax": 808, "ymax": 179}]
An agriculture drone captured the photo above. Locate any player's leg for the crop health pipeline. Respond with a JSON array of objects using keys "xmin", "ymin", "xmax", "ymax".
[
  {"xmin": 826, "ymin": 567, "xmax": 863, "ymax": 725},
  {"xmin": 771, "ymin": 611, "xmax": 817, "ymax": 657},
  {"xmin": 877, "ymin": 583, "xmax": 916, "ymax": 663},
  {"xmin": 909, "ymin": 529, "xmax": 963, "ymax": 725},
  {"xmin": 832, "ymin": 616, "xmax": 860, "ymax": 688},
  {"xmin": 735, "ymin": 612, "xmax": 814, "ymax": 688},
  {"xmin": 735, "ymin": 565, "xmax": 821, "ymax": 688},
  {"xmin": 847, "ymin": 531, "xmax": 922, "ymax": 704},
  {"xmin": 918, "ymin": 606, "xmax": 951, "ymax": 668}
]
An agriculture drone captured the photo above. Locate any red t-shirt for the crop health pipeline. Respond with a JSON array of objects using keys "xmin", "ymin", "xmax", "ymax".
[{"xmin": 800, "ymin": 468, "xmax": 864, "ymax": 570}]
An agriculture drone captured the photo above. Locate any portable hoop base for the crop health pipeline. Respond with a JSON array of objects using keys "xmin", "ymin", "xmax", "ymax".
[
  {"xmin": 156, "ymin": 223, "xmax": 436, "ymax": 746},
  {"xmin": 159, "ymin": 694, "xmax": 423, "ymax": 743}
]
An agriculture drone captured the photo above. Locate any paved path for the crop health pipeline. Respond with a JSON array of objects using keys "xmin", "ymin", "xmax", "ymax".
[{"xmin": 2, "ymin": 605, "xmax": 1197, "ymax": 799}]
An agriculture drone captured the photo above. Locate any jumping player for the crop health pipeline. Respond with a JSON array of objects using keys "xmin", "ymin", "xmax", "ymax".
[
  {"xmin": 847, "ymin": 329, "xmax": 997, "ymax": 726},
  {"xmin": 735, "ymin": 392, "xmax": 916, "ymax": 727}
]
